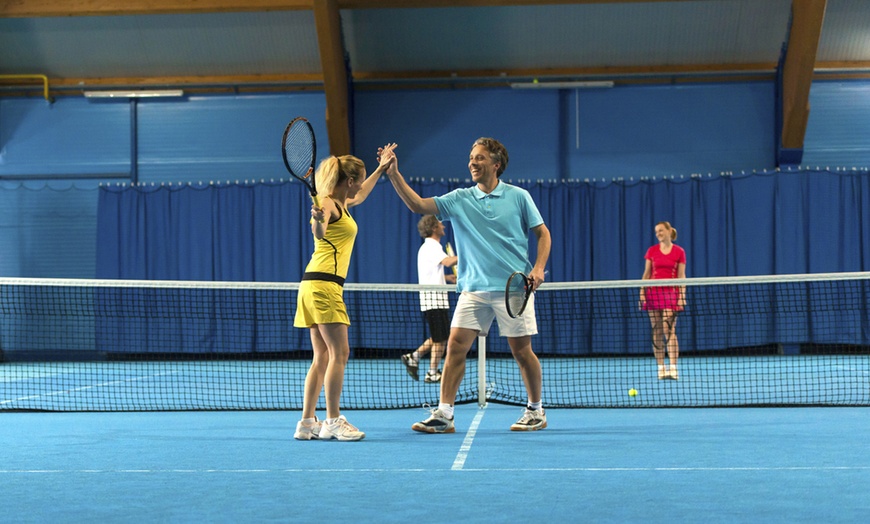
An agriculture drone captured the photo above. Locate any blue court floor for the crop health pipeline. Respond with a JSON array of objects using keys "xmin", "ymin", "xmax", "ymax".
[{"xmin": 2, "ymin": 404, "xmax": 869, "ymax": 523}]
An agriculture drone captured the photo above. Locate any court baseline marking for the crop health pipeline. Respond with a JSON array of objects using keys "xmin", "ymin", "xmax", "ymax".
[
  {"xmin": 2, "ymin": 466, "xmax": 869, "ymax": 474},
  {"xmin": 451, "ymin": 404, "xmax": 487, "ymax": 470}
]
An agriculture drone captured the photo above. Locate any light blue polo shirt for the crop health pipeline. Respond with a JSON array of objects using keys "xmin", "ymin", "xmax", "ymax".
[{"xmin": 434, "ymin": 181, "xmax": 544, "ymax": 292}]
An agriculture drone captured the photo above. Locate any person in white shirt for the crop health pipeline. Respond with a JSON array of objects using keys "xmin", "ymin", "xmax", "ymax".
[{"xmin": 401, "ymin": 215, "xmax": 457, "ymax": 383}]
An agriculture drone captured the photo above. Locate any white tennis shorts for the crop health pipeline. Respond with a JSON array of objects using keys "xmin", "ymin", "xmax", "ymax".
[{"xmin": 451, "ymin": 291, "xmax": 537, "ymax": 338}]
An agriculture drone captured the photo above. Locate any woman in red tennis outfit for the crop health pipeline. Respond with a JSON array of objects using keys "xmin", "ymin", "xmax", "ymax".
[{"xmin": 640, "ymin": 221, "xmax": 686, "ymax": 380}]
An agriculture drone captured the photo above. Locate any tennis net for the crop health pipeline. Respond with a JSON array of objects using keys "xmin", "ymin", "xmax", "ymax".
[{"xmin": 1, "ymin": 273, "xmax": 868, "ymax": 411}]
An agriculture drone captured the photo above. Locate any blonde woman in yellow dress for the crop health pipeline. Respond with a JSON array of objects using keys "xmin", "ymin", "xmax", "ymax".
[{"xmin": 293, "ymin": 144, "xmax": 396, "ymax": 442}]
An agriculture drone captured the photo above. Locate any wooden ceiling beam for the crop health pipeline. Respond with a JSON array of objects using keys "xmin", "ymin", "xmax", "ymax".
[
  {"xmin": 0, "ymin": 62, "xmax": 774, "ymax": 92},
  {"xmin": 780, "ymin": 0, "xmax": 827, "ymax": 151},
  {"xmin": 313, "ymin": 0, "xmax": 352, "ymax": 156},
  {"xmin": 816, "ymin": 60, "xmax": 870, "ymax": 71},
  {"xmin": 338, "ymin": 0, "xmax": 705, "ymax": 7},
  {"xmin": 352, "ymin": 62, "xmax": 779, "ymax": 81},
  {"xmin": 45, "ymin": 73, "xmax": 322, "ymax": 88},
  {"xmin": 11, "ymin": 59, "xmax": 870, "ymax": 94},
  {"xmin": 0, "ymin": 0, "xmax": 719, "ymax": 18},
  {"xmin": 0, "ymin": 0, "xmax": 312, "ymax": 17}
]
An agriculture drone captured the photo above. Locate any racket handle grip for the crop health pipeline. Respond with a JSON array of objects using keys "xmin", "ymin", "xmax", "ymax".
[
  {"xmin": 311, "ymin": 194, "xmax": 324, "ymax": 223},
  {"xmin": 445, "ymin": 242, "xmax": 458, "ymax": 277}
]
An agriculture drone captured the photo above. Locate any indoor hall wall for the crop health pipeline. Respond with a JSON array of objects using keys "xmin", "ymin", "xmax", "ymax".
[
  {"xmin": 1, "ymin": 80, "xmax": 870, "ymax": 278},
  {"xmin": 802, "ymin": 81, "xmax": 870, "ymax": 169},
  {"xmin": 0, "ymin": 93, "xmax": 325, "ymax": 278},
  {"xmin": 353, "ymin": 82, "xmax": 775, "ymax": 181}
]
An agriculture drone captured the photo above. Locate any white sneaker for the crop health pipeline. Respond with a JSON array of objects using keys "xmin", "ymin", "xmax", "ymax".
[
  {"xmin": 667, "ymin": 366, "xmax": 679, "ymax": 380},
  {"xmin": 401, "ymin": 354, "xmax": 419, "ymax": 380},
  {"xmin": 658, "ymin": 365, "xmax": 668, "ymax": 380},
  {"xmin": 319, "ymin": 415, "xmax": 365, "ymax": 441},
  {"xmin": 294, "ymin": 417, "xmax": 323, "ymax": 440},
  {"xmin": 510, "ymin": 408, "xmax": 547, "ymax": 431},
  {"xmin": 424, "ymin": 370, "xmax": 442, "ymax": 383},
  {"xmin": 411, "ymin": 407, "xmax": 455, "ymax": 434}
]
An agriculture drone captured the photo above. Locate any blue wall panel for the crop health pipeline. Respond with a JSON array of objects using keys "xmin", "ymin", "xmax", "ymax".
[
  {"xmin": 0, "ymin": 98, "xmax": 130, "ymax": 177},
  {"xmin": 0, "ymin": 79, "xmax": 869, "ymax": 278},
  {"xmin": 802, "ymin": 81, "xmax": 870, "ymax": 168},
  {"xmin": 136, "ymin": 93, "xmax": 327, "ymax": 184},
  {"xmin": 353, "ymin": 88, "xmax": 561, "ymax": 180},
  {"xmin": 353, "ymin": 83, "xmax": 775, "ymax": 182},
  {"xmin": 567, "ymin": 83, "xmax": 775, "ymax": 179}
]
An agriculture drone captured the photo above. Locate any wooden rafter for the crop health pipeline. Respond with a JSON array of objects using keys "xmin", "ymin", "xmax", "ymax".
[
  {"xmin": 352, "ymin": 62, "xmax": 779, "ymax": 81},
  {"xmin": 0, "ymin": 0, "xmax": 708, "ymax": 18},
  {"xmin": 0, "ymin": 0, "xmax": 311, "ymax": 17},
  {"xmin": 780, "ymin": 0, "xmax": 827, "ymax": 151},
  {"xmin": 312, "ymin": 0, "xmax": 352, "ymax": 156},
  {"xmin": 1, "ymin": 0, "xmax": 852, "ymax": 156},
  {"xmin": 337, "ymin": 0, "xmax": 705, "ymax": 7}
]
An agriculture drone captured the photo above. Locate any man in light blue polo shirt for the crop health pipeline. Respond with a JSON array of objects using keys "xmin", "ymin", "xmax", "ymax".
[{"xmin": 382, "ymin": 137, "xmax": 552, "ymax": 433}]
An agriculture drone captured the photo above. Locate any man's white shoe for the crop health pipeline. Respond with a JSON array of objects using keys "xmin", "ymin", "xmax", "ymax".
[{"xmin": 510, "ymin": 408, "xmax": 547, "ymax": 431}]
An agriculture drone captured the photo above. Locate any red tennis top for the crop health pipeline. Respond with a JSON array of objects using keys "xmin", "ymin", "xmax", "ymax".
[{"xmin": 645, "ymin": 244, "xmax": 686, "ymax": 279}]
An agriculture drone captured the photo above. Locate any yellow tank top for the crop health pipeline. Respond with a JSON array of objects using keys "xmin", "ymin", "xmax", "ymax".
[{"xmin": 304, "ymin": 199, "xmax": 357, "ymax": 278}]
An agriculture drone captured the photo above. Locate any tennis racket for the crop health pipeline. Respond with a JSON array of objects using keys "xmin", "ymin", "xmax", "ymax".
[
  {"xmin": 505, "ymin": 271, "xmax": 533, "ymax": 318},
  {"xmin": 281, "ymin": 117, "xmax": 321, "ymax": 218},
  {"xmin": 445, "ymin": 242, "xmax": 458, "ymax": 277}
]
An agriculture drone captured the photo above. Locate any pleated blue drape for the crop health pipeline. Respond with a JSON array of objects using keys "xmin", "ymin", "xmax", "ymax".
[
  {"xmin": 96, "ymin": 170, "xmax": 870, "ymax": 355},
  {"xmin": 98, "ymin": 171, "xmax": 870, "ymax": 282}
]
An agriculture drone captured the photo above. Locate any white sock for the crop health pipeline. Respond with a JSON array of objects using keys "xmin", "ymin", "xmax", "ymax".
[
  {"xmin": 326, "ymin": 417, "xmax": 340, "ymax": 425},
  {"xmin": 438, "ymin": 403, "xmax": 454, "ymax": 419},
  {"xmin": 302, "ymin": 417, "xmax": 316, "ymax": 425},
  {"xmin": 411, "ymin": 351, "xmax": 420, "ymax": 362},
  {"xmin": 528, "ymin": 401, "xmax": 542, "ymax": 411}
]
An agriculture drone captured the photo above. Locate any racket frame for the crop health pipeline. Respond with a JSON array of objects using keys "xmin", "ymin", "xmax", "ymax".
[
  {"xmin": 505, "ymin": 270, "xmax": 533, "ymax": 318},
  {"xmin": 281, "ymin": 116, "xmax": 320, "ymax": 208}
]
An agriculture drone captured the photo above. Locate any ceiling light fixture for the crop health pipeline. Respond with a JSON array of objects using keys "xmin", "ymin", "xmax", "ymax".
[
  {"xmin": 510, "ymin": 81, "xmax": 614, "ymax": 89},
  {"xmin": 84, "ymin": 89, "xmax": 185, "ymax": 98}
]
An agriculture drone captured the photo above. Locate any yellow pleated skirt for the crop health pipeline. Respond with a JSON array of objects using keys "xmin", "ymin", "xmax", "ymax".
[{"xmin": 294, "ymin": 280, "xmax": 350, "ymax": 327}]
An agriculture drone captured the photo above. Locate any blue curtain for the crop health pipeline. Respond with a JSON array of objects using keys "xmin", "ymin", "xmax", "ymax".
[
  {"xmin": 98, "ymin": 170, "xmax": 870, "ymax": 282},
  {"xmin": 95, "ymin": 170, "xmax": 870, "ymax": 355}
]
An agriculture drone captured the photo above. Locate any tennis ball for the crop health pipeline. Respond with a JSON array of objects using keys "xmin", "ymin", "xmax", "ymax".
[
  {"xmin": 532, "ymin": 78, "xmax": 539, "ymax": 84},
  {"xmin": 628, "ymin": 388, "xmax": 638, "ymax": 397}
]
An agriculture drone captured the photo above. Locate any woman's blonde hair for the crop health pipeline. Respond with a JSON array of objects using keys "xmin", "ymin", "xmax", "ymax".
[
  {"xmin": 657, "ymin": 221, "xmax": 677, "ymax": 241},
  {"xmin": 315, "ymin": 155, "xmax": 365, "ymax": 198}
]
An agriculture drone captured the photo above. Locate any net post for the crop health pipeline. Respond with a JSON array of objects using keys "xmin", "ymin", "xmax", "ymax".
[{"xmin": 477, "ymin": 335, "xmax": 487, "ymax": 407}]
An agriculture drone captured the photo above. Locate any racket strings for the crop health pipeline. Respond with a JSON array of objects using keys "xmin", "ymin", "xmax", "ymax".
[
  {"xmin": 506, "ymin": 275, "xmax": 528, "ymax": 316},
  {"xmin": 283, "ymin": 125, "xmax": 315, "ymax": 179}
]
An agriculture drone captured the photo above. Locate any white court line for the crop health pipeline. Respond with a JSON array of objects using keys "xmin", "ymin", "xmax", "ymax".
[
  {"xmin": 0, "ymin": 371, "xmax": 179, "ymax": 405},
  {"xmin": 2, "ymin": 466, "xmax": 870, "ymax": 474},
  {"xmin": 452, "ymin": 406, "xmax": 487, "ymax": 471}
]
